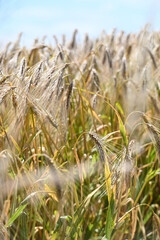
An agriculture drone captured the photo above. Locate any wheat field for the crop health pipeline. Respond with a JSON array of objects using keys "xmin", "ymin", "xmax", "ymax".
[{"xmin": 0, "ymin": 26, "xmax": 160, "ymax": 239}]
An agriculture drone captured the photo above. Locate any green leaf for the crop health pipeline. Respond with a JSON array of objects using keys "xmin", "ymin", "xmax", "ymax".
[
  {"xmin": 105, "ymin": 195, "xmax": 115, "ymax": 240},
  {"xmin": 7, "ymin": 203, "xmax": 28, "ymax": 227},
  {"xmin": 105, "ymin": 162, "xmax": 112, "ymax": 203},
  {"xmin": 116, "ymin": 102, "xmax": 124, "ymax": 117},
  {"xmin": 84, "ymin": 215, "xmax": 101, "ymax": 239},
  {"xmin": 118, "ymin": 116, "xmax": 128, "ymax": 146},
  {"xmin": 10, "ymin": 135, "xmax": 21, "ymax": 153},
  {"xmin": 69, "ymin": 183, "xmax": 104, "ymax": 238},
  {"xmin": 20, "ymin": 212, "xmax": 28, "ymax": 240},
  {"xmin": 105, "ymin": 100, "xmax": 128, "ymax": 146},
  {"xmin": 54, "ymin": 215, "xmax": 72, "ymax": 233},
  {"xmin": 106, "ymin": 206, "xmax": 112, "ymax": 240}
]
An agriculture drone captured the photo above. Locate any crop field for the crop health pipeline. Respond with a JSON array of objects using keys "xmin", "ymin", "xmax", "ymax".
[{"xmin": 0, "ymin": 27, "xmax": 160, "ymax": 239}]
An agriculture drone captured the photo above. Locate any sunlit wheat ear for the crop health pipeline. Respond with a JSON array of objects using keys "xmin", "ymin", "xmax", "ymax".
[
  {"xmin": 125, "ymin": 33, "xmax": 130, "ymax": 48},
  {"xmin": 10, "ymin": 32, "xmax": 22, "ymax": 57},
  {"xmin": 91, "ymin": 68, "xmax": 100, "ymax": 91},
  {"xmin": 51, "ymin": 50, "xmax": 62, "ymax": 67},
  {"xmin": 0, "ymin": 85, "xmax": 15, "ymax": 105},
  {"xmin": 145, "ymin": 47, "xmax": 157, "ymax": 69},
  {"xmin": 148, "ymin": 93, "xmax": 160, "ymax": 114},
  {"xmin": 141, "ymin": 66, "xmax": 148, "ymax": 90},
  {"xmin": 109, "ymin": 28, "xmax": 116, "ymax": 48},
  {"xmin": 105, "ymin": 48, "xmax": 113, "ymax": 70},
  {"xmin": 69, "ymin": 29, "xmax": 78, "ymax": 49},
  {"xmin": 57, "ymin": 87, "xmax": 64, "ymax": 101},
  {"xmin": 4, "ymin": 42, "xmax": 12, "ymax": 57},
  {"xmin": 91, "ymin": 54, "xmax": 98, "ymax": 70},
  {"xmin": 13, "ymin": 49, "xmax": 21, "ymax": 68},
  {"xmin": 57, "ymin": 44, "xmax": 64, "ymax": 61},
  {"xmin": 142, "ymin": 114, "xmax": 160, "ymax": 158},
  {"xmin": 102, "ymin": 48, "xmax": 107, "ymax": 65},
  {"xmin": 78, "ymin": 60, "xmax": 88, "ymax": 76},
  {"xmin": 89, "ymin": 40, "xmax": 93, "ymax": 51},
  {"xmin": 89, "ymin": 132, "xmax": 105, "ymax": 163},
  {"xmin": 42, "ymin": 54, "xmax": 60, "ymax": 91},
  {"xmin": 83, "ymin": 33, "xmax": 89, "ymax": 52},
  {"xmin": 53, "ymin": 35, "xmax": 58, "ymax": 46},
  {"xmin": 122, "ymin": 57, "xmax": 127, "ymax": 79},
  {"xmin": 33, "ymin": 38, "xmax": 39, "ymax": 46},
  {"xmin": 123, "ymin": 139, "xmax": 135, "ymax": 188},
  {"xmin": 92, "ymin": 92, "xmax": 98, "ymax": 110},
  {"xmin": 25, "ymin": 76, "xmax": 32, "ymax": 94},
  {"xmin": 85, "ymin": 66, "xmax": 92, "ymax": 83},
  {"xmin": 45, "ymin": 114, "xmax": 58, "ymax": 129},
  {"xmin": 126, "ymin": 45, "xmax": 132, "ymax": 59},
  {"xmin": 0, "ymin": 152, "xmax": 10, "ymax": 181},
  {"xmin": 117, "ymin": 30, "xmax": 124, "ymax": 44},
  {"xmin": 84, "ymin": 33, "xmax": 89, "ymax": 45},
  {"xmin": 56, "ymin": 64, "xmax": 68, "ymax": 97},
  {"xmin": 28, "ymin": 96, "xmax": 58, "ymax": 130},
  {"xmin": 11, "ymin": 91, "xmax": 17, "ymax": 111},
  {"xmin": 66, "ymin": 82, "xmax": 73, "ymax": 110},
  {"xmin": 18, "ymin": 57, "xmax": 26, "ymax": 81},
  {"xmin": 33, "ymin": 61, "xmax": 43, "ymax": 86},
  {"xmin": 155, "ymin": 44, "xmax": 160, "ymax": 59}
]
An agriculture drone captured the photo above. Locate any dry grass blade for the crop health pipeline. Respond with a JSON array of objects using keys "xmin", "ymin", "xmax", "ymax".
[{"xmin": 153, "ymin": 212, "xmax": 160, "ymax": 239}]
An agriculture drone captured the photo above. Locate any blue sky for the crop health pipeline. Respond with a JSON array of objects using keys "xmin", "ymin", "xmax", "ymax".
[{"xmin": 0, "ymin": 0, "xmax": 160, "ymax": 47}]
